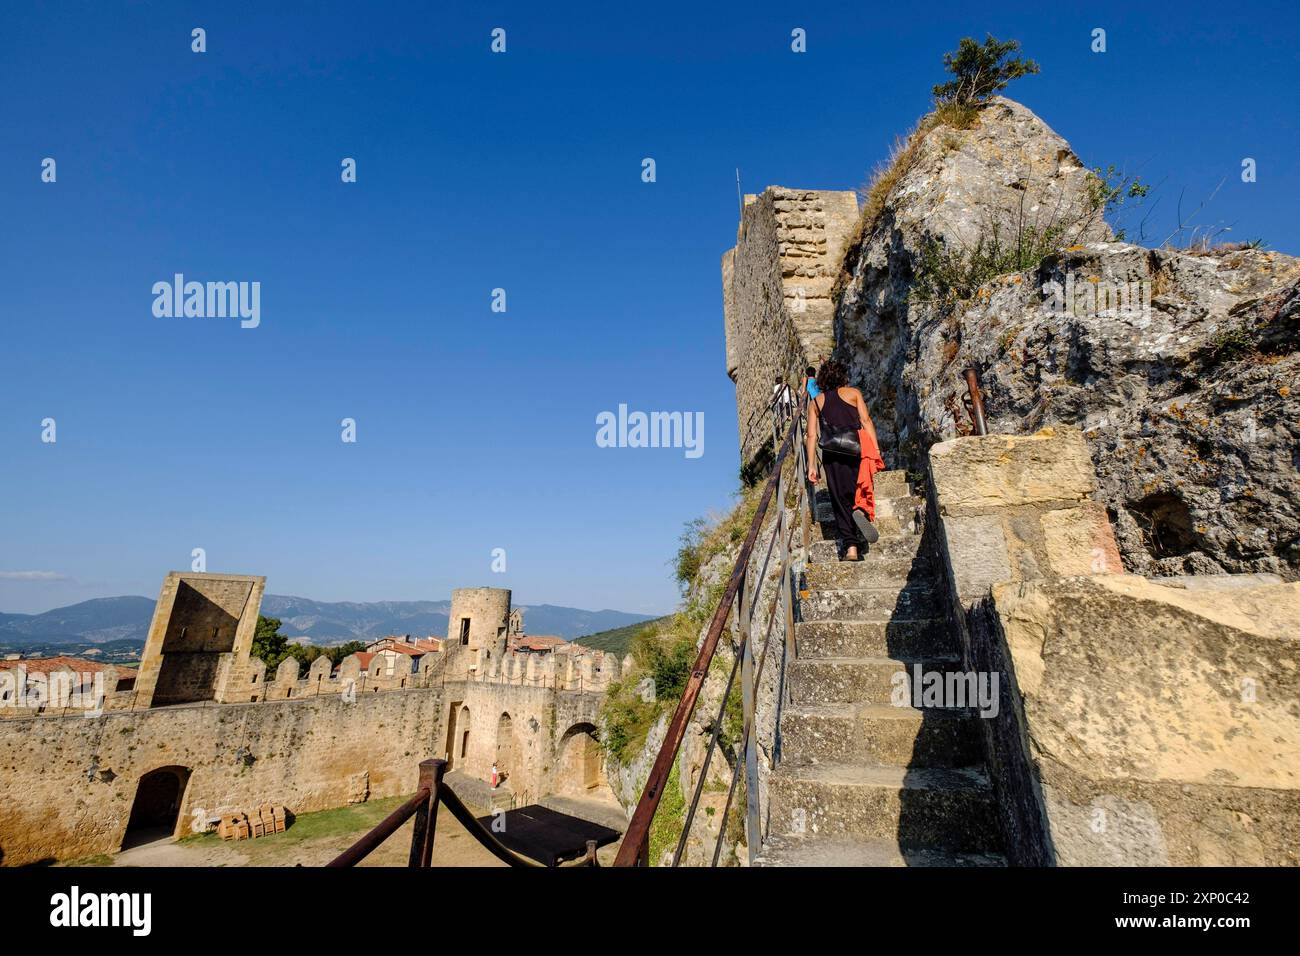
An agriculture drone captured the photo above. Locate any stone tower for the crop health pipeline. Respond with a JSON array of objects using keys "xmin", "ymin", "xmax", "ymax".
[{"xmin": 446, "ymin": 587, "xmax": 512, "ymax": 669}]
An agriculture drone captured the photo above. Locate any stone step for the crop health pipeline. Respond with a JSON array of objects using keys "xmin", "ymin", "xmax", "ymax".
[
  {"xmin": 810, "ymin": 489, "xmax": 920, "ymax": 522},
  {"xmin": 794, "ymin": 619, "xmax": 953, "ymax": 660},
  {"xmin": 766, "ymin": 761, "xmax": 999, "ymax": 852},
  {"xmin": 808, "ymin": 534, "xmax": 925, "ymax": 564},
  {"xmin": 798, "ymin": 584, "xmax": 941, "ymax": 623},
  {"xmin": 811, "ymin": 516, "xmax": 905, "ymax": 540},
  {"xmin": 872, "ymin": 470, "xmax": 912, "ymax": 498},
  {"xmin": 788, "ymin": 655, "xmax": 961, "ymax": 706},
  {"xmin": 802, "ymin": 556, "xmax": 934, "ymax": 591},
  {"xmin": 779, "ymin": 702, "xmax": 984, "ymax": 767},
  {"xmin": 755, "ymin": 834, "xmax": 1005, "ymax": 867}
]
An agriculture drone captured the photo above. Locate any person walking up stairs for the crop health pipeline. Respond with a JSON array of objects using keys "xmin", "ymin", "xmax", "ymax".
[{"xmin": 756, "ymin": 470, "xmax": 1006, "ymax": 866}]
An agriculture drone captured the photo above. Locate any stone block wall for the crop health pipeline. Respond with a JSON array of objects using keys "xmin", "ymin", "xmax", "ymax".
[
  {"xmin": 722, "ymin": 187, "xmax": 858, "ymax": 468},
  {"xmin": 927, "ymin": 426, "xmax": 1300, "ymax": 865},
  {"xmin": 436, "ymin": 679, "xmax": 608, "ymax": 808},
  {"xmin": 132, "ymin": 572, "xmax": 266, "ymax": 708},
  {"xmin": 0, "ymin": 687, "xmax": 443, "ymax": 866}
]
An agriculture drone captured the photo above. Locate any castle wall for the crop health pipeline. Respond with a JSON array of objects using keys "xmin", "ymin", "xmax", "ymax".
[
  {"xmin": 436, "ymin": 652, "xmax": 611, "ymax": 806},
  {"xmin": 722, "ymin": 187, "xmax": 858, "ymax": 469},
  {"xmin": 0, "ymin": 686, "xmax": 443, "ymax": 866},
  {"xmin": 0, "ymin": 578, "xmax": 627, "ymax": 865}
]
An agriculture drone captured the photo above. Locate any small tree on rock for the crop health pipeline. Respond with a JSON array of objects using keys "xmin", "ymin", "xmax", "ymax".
[{"xmin": 933, "ymin": 34, "xmax": 1039, "ymax": 107}]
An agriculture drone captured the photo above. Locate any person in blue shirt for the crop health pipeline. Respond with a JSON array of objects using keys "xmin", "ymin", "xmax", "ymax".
[{"xmin": 802, "ymin": 366, "xmax": 820, "ymax": 401}]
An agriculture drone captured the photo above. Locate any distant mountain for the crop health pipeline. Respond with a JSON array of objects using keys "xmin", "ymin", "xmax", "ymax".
[
  {"xmin": 516, "ymin": 605, "xmax": 659, "ymax": 640},
  {"xmin": 258, "ymin": 596, "xmax": 454, "ymax": 643},
  {"xmin": 572, "ymin": 615, "xmax": 670, "ymax": 656},
  {"xmin": 0, "ymin": 594, "xmax": 656, "ymax": 650},
  {"xmin": 0, "ymin": 597, "xmax": 156, "ymax": 645}
]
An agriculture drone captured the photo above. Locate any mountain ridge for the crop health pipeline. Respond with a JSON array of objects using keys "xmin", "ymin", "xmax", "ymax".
[{"xmin": 0, "ymin": 594, "xmax": 657, "ymax": 648}]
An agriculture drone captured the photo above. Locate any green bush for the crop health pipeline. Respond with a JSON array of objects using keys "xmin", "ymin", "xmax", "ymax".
[{"xmin": 932, "ymin": 34, "xmax": 1039, "ymax": 107}]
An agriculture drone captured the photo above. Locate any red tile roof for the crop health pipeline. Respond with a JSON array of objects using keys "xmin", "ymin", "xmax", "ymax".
[
  {"xmin": 0, "ymin": 656, "xmax": 138, "ymax": 678},
  {"xmin": 379, "ymin": 643, "xmax": 422, "ymax": 656},
  {"xmin": 510, "ymin": 635, "xmax": 568, "ymax": 652}
]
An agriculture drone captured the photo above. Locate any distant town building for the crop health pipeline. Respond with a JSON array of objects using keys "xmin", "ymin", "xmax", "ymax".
[{"xmin": 362, "ymin": 636, "xmax": 443, "ymax": 677}]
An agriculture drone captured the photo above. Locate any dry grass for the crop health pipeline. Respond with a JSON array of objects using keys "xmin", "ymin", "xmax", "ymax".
[
  {"xmin": 1176, "ymin": 239, "xmax": 1266, "ymax": 257},
  {"xmin": 832, "ymin": 104, "xmax": 985, "ymax": 301}
]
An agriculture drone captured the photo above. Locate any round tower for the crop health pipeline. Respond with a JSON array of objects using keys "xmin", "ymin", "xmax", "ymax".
[{"xmin": 447, "ymin": 587, "xmax": 512, "ymax": 661}]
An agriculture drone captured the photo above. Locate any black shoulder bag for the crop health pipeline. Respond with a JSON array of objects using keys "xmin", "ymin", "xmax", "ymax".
[{"xmin": 815, "ymin": 395, "xmax": 861, "ymax": 457}]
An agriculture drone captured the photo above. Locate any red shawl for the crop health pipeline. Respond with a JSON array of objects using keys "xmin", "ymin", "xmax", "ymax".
[{"xmin": 854, "ymin": 428, "xmax": 886, "ymax": 521}]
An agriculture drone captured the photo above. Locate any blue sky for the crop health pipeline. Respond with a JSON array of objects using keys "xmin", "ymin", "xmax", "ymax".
[{"xmin": 1, "ymin": 1, "xmax": 1297, "ymax": 616}]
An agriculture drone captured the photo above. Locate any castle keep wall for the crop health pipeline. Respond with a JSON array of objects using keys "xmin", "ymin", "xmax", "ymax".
[{"xmin": 722, "ymin": 187, "xmax": 858, "ymax": 468}]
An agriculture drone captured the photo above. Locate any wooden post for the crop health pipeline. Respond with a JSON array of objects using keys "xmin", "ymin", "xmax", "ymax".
[{"xmin": 408, "ymin": 758, "xmax": 447, "ymax": 867}]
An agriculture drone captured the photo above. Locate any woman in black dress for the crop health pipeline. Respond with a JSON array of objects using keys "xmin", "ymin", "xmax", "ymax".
[{"xmin": 805, "ymin": 360, "xmax": 881, "ymax": 561}]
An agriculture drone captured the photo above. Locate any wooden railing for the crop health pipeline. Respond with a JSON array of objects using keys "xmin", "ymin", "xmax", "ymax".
[
  {"xmin": 327, "ymin": 758, "xmax": 544, "ymax": 868},
  {"xmin": 613, "ymin": 390, "xmax": 814, "ymax": 866}
]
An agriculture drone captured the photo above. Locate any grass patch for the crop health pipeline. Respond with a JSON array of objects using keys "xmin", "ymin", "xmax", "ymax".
[
  {"xmin": 673, "ymin": 483, "xmax": 766, "ymax": 594},
  {"xmin": 603, "ymin": 482, "xmax": 771, "ymax": 765},
  {"xmin": 180, "ymin": 795, "xmax": 411, "ymax": 862},
  {"xmin": 647, "ymin": 761, "xmax": 686, "ymax": 866}
]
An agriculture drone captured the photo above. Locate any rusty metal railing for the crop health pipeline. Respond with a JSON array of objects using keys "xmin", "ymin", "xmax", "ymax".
[
  {"xmin": 327, "ymin": 758, "xmax": 545, "ymax": 868},
  {"xmin": 613, "ymin": 389, "xmax": 814, "ymax": 866},
  {"xmin": 963, "ymin": 368, "xmax": 988, "ymax": 436}
]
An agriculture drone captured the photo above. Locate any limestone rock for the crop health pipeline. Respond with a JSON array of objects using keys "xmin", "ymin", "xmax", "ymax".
[{"xmin": 834, "ymin": 96, "xmax": 1300, "ymax": 581}]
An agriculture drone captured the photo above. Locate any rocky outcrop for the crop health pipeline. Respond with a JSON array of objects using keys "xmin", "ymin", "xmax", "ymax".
[
  {"xmin": 928, "ymin": 427, "xmax": 1300, "ymax": 866},
  {"xmin": 997, "ymin": 573, "xmax": 1300, "ymax": 866},
  {"xmin": 834, "ymin": 96, "xmax": 1299, "ymax": 580}
]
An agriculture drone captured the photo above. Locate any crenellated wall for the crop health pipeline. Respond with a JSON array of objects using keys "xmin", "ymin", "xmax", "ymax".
[
  {"xmin": 0, "ymin": 578, "xmax": 626, "ymax": 864},
  {"xmin": 0, "ymin": 686, "xmax": 444, "ymax": 866}
]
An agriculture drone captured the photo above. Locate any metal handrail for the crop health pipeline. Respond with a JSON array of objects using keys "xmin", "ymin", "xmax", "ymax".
[
  {"xmin": 963, "ymin": 368, "xmax": 988, "ymax": 436},
  {"xmin": 613, "ymin": 390, "xmax": 814, "ymax": 866}
]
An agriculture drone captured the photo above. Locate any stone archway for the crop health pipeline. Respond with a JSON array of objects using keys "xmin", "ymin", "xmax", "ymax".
[
  {"xmin": 456, "ymin": 706, "xmax": 471, "ymax": 765},
  {"xmin": 495, "ymin": 712, "xmax": 517, "ymax": 781},
  {"xmin": 556, "ymin": 723, "xmax": 606, "ymax": 796},
  {"xmin": 444, "ymin": 701, "xmax": 465, "ymax": 770},
  {"xmin": 122, "ymin": 765, "xmax": 192, "ymax": 849}
]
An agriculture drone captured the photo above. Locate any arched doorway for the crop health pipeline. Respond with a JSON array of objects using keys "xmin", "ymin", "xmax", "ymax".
[
  {"xmin": 444, "ymin": 701, "xmax": 466, "ymax": 770},
  {"xmin": 557, "ymin": 723, "xmax": 606, "ymax": 796},
  {"xmin": 495, "ymin": 712, "xmax": 516, "ymax": 782},
  {"xmin": 122, "ymin": 766, "xmax": 191, "ymax": 849}
]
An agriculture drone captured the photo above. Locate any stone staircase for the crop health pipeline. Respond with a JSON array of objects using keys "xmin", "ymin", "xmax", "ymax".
[{"xmin": 756, "ymin": 470, "xmax": 1006, "ymax": 866}]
